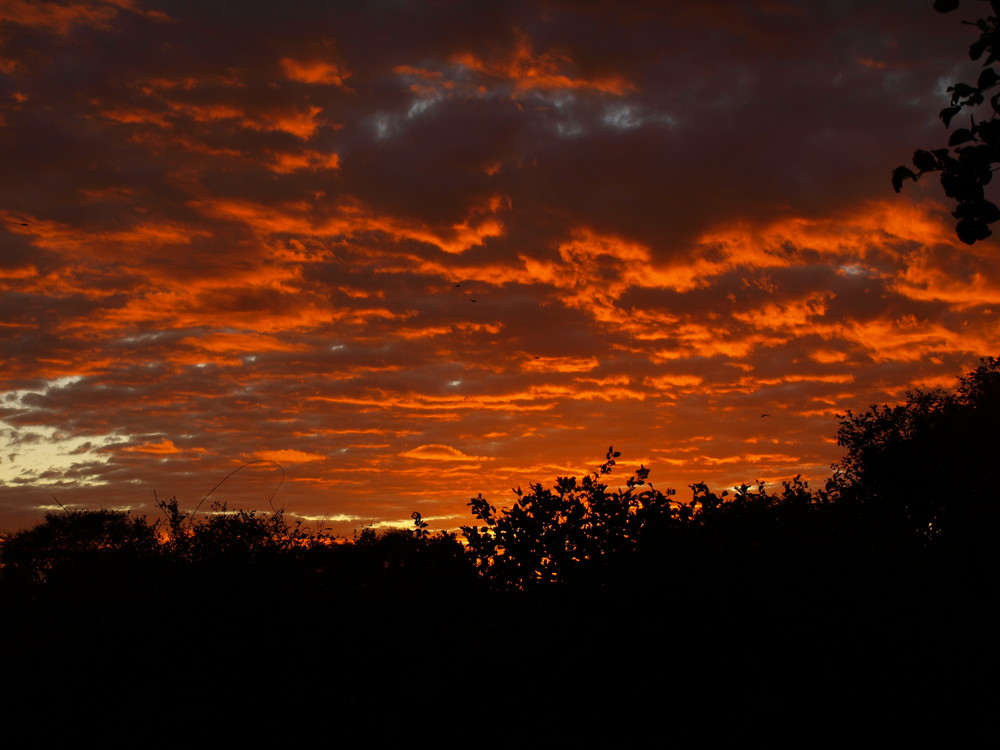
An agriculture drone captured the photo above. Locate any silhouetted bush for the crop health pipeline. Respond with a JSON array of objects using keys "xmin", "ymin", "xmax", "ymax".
[
  {"xmin": 462, "ymin": 447, "xmax": 685, "ymax": 589},
  {"xmin": 157, "ymin": 496, "xmax": 311, "ymax": 572},
  {"xmin": 835, "ymin": 356, "xmax": 1000, "ymax": 547},
  {"xmin": 0, "ymin": 508, "xmax": 160, "ymax": 585}
]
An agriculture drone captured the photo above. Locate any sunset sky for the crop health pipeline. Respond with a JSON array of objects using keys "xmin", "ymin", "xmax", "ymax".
[{"xmin": 1, "ymin": 0, "xmax": 998, "ymax": 534}]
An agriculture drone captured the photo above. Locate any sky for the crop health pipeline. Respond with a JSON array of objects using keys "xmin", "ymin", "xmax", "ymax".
[{"xmin": 1, "ymin": 0, "xmax": 998, "ymax": 535}]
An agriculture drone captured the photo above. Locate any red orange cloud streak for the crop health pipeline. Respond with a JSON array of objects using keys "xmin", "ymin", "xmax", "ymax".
[{"xmin": 1, "ymin": 0, "xmax": 998, "ymax": 533}]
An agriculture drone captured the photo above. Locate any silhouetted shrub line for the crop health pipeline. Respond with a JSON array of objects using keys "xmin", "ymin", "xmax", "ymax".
[
  {"xmin": 6, "ymin": 358, "xmax": 1000, "ymax": 589},
  {"xmin": 2, "ymin": 358, "xmax": 999, "ymax": 740}
]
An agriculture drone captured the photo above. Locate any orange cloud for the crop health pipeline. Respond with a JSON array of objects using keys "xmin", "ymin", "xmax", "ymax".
[
  {"xmin": 399, "ymin": 444, "xmax": 493, "ymax": 462},
  {"xmin": 645, "ymin": 374, "xmax": 705, "ymax": 389},
  {"xmin": 501, "ymin": 204, "xmax": 998, "ymax": 371},
  {"xmin": 166, "ymin": 101, "xmax": 244, "ymax": 123},
  {"xmin": 839, "ymin": 318, "xmax": 986, "ymax": 363},
  {"xmin": 101, "ymin": 107, "xmax": 171, "ymax": 127},
  {"xmin": 692, "ymin": 453, "xmax": 803, "ymax": 467},
  {"xmin": 2, "ymin": 212, "xmax": 209, "ymax": 261},
  {"xmin": 452, "ymin": 32, "xmax": 633, "ymax": 96},
  {"xmin": 280, "ymin": 57, "xmax": 351, "ymax": 87},
  {"xmin": 522, "ymin": 356, "xmax": 600, "ymax": 373},
  {"xmin": 0, "ymin": 267, "xmax": 38, "ymax": 281},
  {"xmin": 265, "ymin": 149, "xmax": 340, "ymax": 173},
  {"xmin": 693, "ymin": 200, "xmax": 957, "ymax": 279},
  {"xmin": 191, "ymin": 194, "xmax": 506, "ymax": 254},
  {"xmin": 157, "ymin": 97, "xmax": 327, "ymax": 140},
  {"xmin": 79, "ymin": 267, "xmax": 343, "ymax": 335},
  {"xmin": 0, "ymin": 0, "xmax": 167, "ymax": 35},
  {"xmin": 519, "ymin": 229, "xmax": 654, "ymax": 326},
  {"xmin": 857, "ymin": 57, "xmax": 887, "ymax": 69},
  {"xmin": 259, "ymin": 105, "xmax": 325, "ymax": 139},
  {"xmin": 810, "ymin": 349, "xmax": 849, "ymax": 364},
  {"xmin": 253, "ymin": 449, "xmax": 325, "ymax": 464},
  {"xmin": 124, "ymin": 439, "xmax": 180, "ymax": 454},
  {"xmin": 732, "ymin": 294, "xmax": 833, "ymax": 331},
  {"xmin": 180, "ymin": 332, "xmax": 309, "ymax": 355},
  {"xmin": 739, "ymin": 374, "xmax": 855, "ymax": 387}
]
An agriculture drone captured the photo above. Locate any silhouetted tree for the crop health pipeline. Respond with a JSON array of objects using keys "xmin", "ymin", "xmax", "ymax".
[
  {"xmin": 0, "ymin": 508, "xmax": 160, "ymax": 584},
  {"xmin": 893, "ymin": 0, "xmax": 1000, "ymax": 243},
  {"xmin": 835, "ymin": 356, "xmax": 1000, "ymax": 544}
]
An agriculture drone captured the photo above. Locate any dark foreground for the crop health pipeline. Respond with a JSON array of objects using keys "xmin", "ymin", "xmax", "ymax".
[{"xmin": 1, "ymin": 517, "xmax": 996, "ymax": 745}]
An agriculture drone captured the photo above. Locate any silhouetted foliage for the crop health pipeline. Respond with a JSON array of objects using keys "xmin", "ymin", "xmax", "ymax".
[
  {"xmin": 461, "ymin": 443, "xmax": 854, "ymax": 592},
  {"xmin": 894, "ymin": 1, "xmax": 1000, "ymax": 243},
  {"xmin": 0, "ymin": 508, "xmax": 160, "ymax": 584},
  {"xmin": 835, "ymin": 355, "xmax": 1000, "ymax": 543},
  {"xmin": 160, "ymin": 497, "xmax": 309, "ymax": 568},
  {"xmin": 463, "ymin": 446, "xmax": 687, "ymax": 589},
  {"xmin": 346, "ymin": 514, "xmax": 472, "ymax": 595}
]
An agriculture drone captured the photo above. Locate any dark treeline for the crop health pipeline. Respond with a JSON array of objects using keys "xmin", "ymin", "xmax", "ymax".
[{"xmin": 3, "ymin": 360, "xmax": 1000, "ymax": 743}]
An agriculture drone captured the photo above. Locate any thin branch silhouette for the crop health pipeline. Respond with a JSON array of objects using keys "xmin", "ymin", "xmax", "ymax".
[{"xmin": 190, "ymin": 459, "xmax": 286, "ymax": 523}]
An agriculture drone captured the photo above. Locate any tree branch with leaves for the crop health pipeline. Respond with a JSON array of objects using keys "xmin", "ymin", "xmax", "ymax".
[{"xmin": 893, "ymin": 0, "xmax": 1000, "ymax": 243}]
